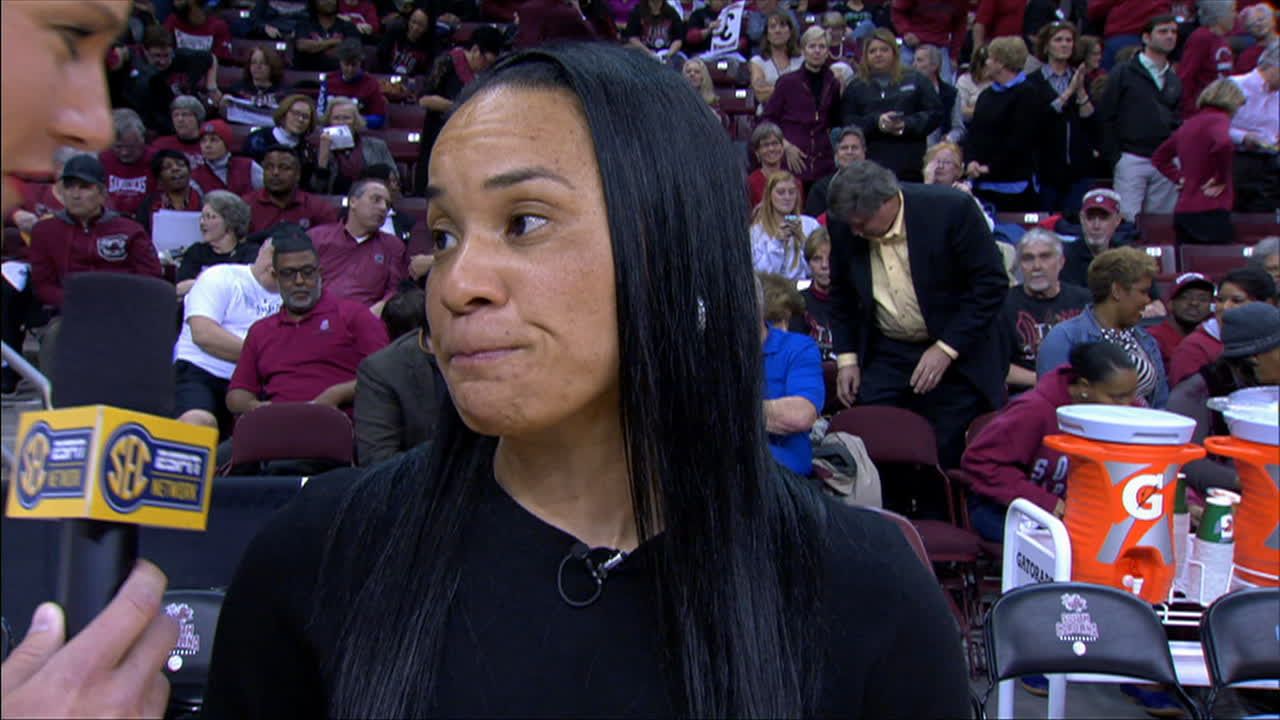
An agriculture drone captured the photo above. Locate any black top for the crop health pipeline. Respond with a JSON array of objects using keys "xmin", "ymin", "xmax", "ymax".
[
  {"xmin": 1096, "ymin": 55, "xmax": 1183, "ymax": 162},
  {"xmin": 1003, "ymin": 282, "xmax": 1093, "ymax": 370},
  {"xmin": 838, "ymin": 71, "xmax": 943, "ymax": 182},
  {"xmin": 963, "ymin": 79, "xmax": 1045, "ymax": 185},
  {"xmin": 202, "ymin": 447, "xmax": 970, "ymax": 718},
  {"xmin": 176, "ymin": 241, "xmax": 261, "ymax": 283}
]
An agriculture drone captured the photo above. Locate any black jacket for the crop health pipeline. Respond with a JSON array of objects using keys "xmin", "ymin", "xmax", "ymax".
[
  {"xmin": 1026, "ymin": 69, "xmax": 1102, "ymax": 190},
  {"xmin": 827, "ymin": 183, "xmax": 1010, "ymax": 407},
  {"xmin": 839, "ymin": 71, "xmax": 943, "ymax": 182},
  {"xmin": 963, "ymin": 77, "xmax": 1045, "ymax": 184},
  {"xmin": 1097, "ymin": 54, "xmax": 1182, "ymax": 163}
]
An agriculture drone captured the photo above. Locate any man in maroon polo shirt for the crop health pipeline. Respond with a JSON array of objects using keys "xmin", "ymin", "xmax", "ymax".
[
  {"xmin": 226, "ymin": 228, "xmax": 388, "ymax": 416},
  {"xmin": 242, "ymin": 146, "xmax": 339, "ymax": 237},
  {"xmin": 28, "ymin": 155, "xmax": 164, "ymax": 310},
  {"xmin": 309, "ymin": 178, "xmax": 407, "ymax": 313}
]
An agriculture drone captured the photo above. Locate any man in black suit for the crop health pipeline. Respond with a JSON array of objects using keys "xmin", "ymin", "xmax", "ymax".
[
  {"xmin": 827, "ymin": 160, "xmax": 1009, "ymax": 466},
  {"xmin": 353, "ymin": 288, "xmax": 443, "ymax": 465}
]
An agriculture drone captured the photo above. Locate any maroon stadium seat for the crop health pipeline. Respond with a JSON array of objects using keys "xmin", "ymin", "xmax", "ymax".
[
  {"xmin": 396, "ymin": 195, "xmax": 428, "ymax": 220},
  {"xmin": 1136, "ymin": 213, "xmax": 1175, "ymax": 246},
  {"xmin": 226, "ymin": 403, "xmax": 354, "ymax": 472},
  {"xmin": 996, "ymin": 211, "xmax": 1051, "ymax": 229},
  {"xmin": 216, "ymin": 65, "xmax": 242, "ymax": 91},
  {"xmin": 407, "ymin": 226, "xmax": 434, "ymax": 258},
  {"xmin": 228, "ymin": 38, "xmax": 293, "ymax": 67},
  {"xmin": 366, "ymin": 128, "xmax": 423, "ymax": 164},
  {"xmin": 706, "ymin": 57, "xmax": 750, "ymax": 87},
  {"xmin": 1180, "ymin": 245, "xmax": 1253, "ymax": 278},
  {"xmin": 282, "ymin": 69, "xmax": 327, "ymax": 91},
  {"xmin": 716, "ymin": 87, "xmax": 755, "ymax": 116},
  {"xmin": 1234, "ymin": 213, "xmax": 1280, "ymax": 244},
  {"xmin": 1143, "ymin": 244, "xmax": 1177, "ymax": 275},
  {"xmin": 228, "ymin": 122, "xmax": 256, "ymax": 149},
  {"xmin": 388, "ymin": 104, "xmax": 427, "ymax": 130}
]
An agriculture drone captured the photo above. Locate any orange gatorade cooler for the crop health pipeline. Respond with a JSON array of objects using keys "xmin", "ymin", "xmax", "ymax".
[
  {"xmin": 1204, "ymin": 406, "xmax": 1280, "ymax": 588},
  {"xmin": 1046, "ymin": 406, "xmax": 1205, "ymax": 603}
]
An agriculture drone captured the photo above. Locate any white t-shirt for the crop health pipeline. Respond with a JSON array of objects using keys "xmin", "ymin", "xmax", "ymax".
[{"xmin": 174, "ymin": 264, "xmax": 282, "ymax": 379}]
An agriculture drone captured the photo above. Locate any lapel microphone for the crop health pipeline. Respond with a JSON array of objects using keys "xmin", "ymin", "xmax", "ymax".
[{"xmin": 557, "ymin": 541, "xmax": 628, "ymax": 608}]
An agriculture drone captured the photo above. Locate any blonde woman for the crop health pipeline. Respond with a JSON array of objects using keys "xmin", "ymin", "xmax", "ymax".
[
  {"xmin": 681, "ymin": 58, "xmax": 729, "ymax": 128},
  {"xmin": 311, "ymin": 96, "xmax": 395, "ymax": 196},
  {"xmin": 750, "ymin": 171, "xmax": 820, "ymax": 280},
  {"xmin": 1151, "ymin": 77, "xmax": 1248, "ymax": 245}
]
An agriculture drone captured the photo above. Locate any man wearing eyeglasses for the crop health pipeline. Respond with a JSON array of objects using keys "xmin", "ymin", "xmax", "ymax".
[{"xmin": 226, "ymin": 225, "xmax": 389, "ymax": 417}]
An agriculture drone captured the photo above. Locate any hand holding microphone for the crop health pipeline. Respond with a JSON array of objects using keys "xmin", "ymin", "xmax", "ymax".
[{"xmin": 1, "ymin": 561, "xmax": 177, "ymax": 719}]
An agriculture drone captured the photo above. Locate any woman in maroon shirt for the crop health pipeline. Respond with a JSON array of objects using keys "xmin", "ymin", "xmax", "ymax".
[
  {"xmin": 760, "ymin": 27, "xmax": 841, "ymax": 188},
  {"xmin": 1151, "ymin": 78, "xmax": 1246, "ymax": 245}
]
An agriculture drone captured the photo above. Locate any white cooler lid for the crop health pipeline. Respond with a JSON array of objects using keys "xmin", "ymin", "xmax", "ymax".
[
  {"xmin": 1056, "ymin": 406, "xmax": 1196, "ymax": 445},
  {"xmin": 1208, "ymin": 386, "xmax": 1280, "ymax": 414},
  {"xmin": 1225, "ymin": 408, "xmax": 1280, "ymax": 446}
]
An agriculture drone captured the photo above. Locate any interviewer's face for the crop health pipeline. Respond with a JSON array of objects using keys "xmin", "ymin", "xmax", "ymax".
[
  {"xmin": 1, "ymin": 0, "xmax": 128, "ymax": 215},
  {"xmin": 426, "ymin": 86, "xmax": 621, "ymax": 439}
]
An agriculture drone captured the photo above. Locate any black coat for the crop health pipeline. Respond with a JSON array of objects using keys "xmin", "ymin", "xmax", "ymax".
[
  {"xmin": 1096, "ymin": 55, "xmax": 1182, "ymax": 163},
  {"xmin": 838, "ymin": 71, "xmax": 943, "ymax": 182},
  {"xmin": 827, "ymin": 183, "xmax": 1009, "ymax": 407},
  {"xmin": 964, "ymin": 78, "xmax": 1045, "ymax": 185},
  {"xmin": 1025, "ymin": 69, "xmax": 1102, "ymax": 191}
]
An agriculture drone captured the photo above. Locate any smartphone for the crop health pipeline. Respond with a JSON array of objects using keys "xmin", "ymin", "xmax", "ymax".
[{"xmin": 784, "ymin": 214, "xmax": 800, "ymax": 223}]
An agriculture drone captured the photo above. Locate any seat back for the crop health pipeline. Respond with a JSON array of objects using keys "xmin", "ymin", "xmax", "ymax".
[
  {"xmin": 1137, "ymin": 213, "xmax": 1176, "ymax": 246},
  {"xmin": 1179, "ymin": 244, "xmax": 1253, "ymax": 277},
  {"xmin": 1143, "ymin": 245, "xmax": 1178, "ymax": 275},
  {"xmin": 830, "ymin": 406, "xmax": 957, "ymax": 521},
  {"xmin": 982, "ymin": 582, "xmax": 1199, "ymax": 717},
  {"xmin": 1200, "ymin": 588, "xmax": 1280, "ymax": 689},
  {"xmin": 716, "ymin": 87, "xmax": 756, "ymax": 116},
  {"xmin": 830, "ymin": 406, "xmax": 940, "ymax": 466},
  {"xmin": 228, "ymin": 402, "xmax": 354, "ymax": 471},
  {"xmin": 863, "ymin": 506, "xmax": 935, "ymax": 578},
  {"xmin": 162, "ymin": 589, "xmax": 225, "ymax": 717}
]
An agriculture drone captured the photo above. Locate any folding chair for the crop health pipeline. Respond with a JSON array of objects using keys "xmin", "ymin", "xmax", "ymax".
[
  {"xmin": 1199, "ymin": 588, "xmax": 1280, "ymax": 719},
  {"xmin": 830, "ymin": 406, "xmax": 983, "ymax": 669},
  {"xmin": 978, "ymin": 581, "xmax": 1201, "ymax": 720},
  {"xmin": 225, "ymin": 402, "xmax": 354, "ymax": 475},
  {"xmin": 863, "ymin": 506, "xmax": 933, "ymax": 577},
  {"xmin": 162, "ymin": 588, "xmax": 225, "ymax": 720}
]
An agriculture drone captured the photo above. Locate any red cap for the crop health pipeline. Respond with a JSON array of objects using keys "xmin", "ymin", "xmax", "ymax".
[
  {"xmin": 1171, "ymin": 272, "xmax": 1214, "ymax": 299},
  {"xmin": 199, "ymin": 119, "xmax": 234, "ymax": 149},
  {"xmin": 1081, "ymin": 189, "xmax": 1121, "ymax": 216}
]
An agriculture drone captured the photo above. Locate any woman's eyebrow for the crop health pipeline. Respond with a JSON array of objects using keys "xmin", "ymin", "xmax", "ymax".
[{"xmin": 426, "ymin": 166, "xmax": 576, "ymax": 200}]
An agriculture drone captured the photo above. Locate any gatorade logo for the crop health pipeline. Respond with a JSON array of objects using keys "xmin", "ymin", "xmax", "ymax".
[
  {"xmin": 1121, "ymin": 473, "xmax": 1164, "ymax": 521},
  {"xmin": 100, "ymin": 424, "xmax": 210, "ymax": 515}
]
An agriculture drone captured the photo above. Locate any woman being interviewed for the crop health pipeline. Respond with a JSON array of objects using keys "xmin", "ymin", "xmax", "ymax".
[
  {"xmin": 751, "ymin": 170, "xmax": 821, "ymax": 280},
  {"xmin": 202, "ymin": 42, "xmax": 969, "ymax": 718}
]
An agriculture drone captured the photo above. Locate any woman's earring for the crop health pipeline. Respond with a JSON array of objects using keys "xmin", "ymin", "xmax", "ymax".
[{"xmin": 696, "ymin": 297, "xmax": 707, "ymax": 333}]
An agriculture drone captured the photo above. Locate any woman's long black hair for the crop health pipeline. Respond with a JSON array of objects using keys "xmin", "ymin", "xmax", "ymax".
[{"xmin": 315, "ymin": 42, "xmax": 828, "ymax": 718}]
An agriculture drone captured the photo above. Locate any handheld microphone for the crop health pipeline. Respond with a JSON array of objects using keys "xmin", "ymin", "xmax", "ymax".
[{"xmin": 5, "ymin": 274, "xmax": 217, "ymax": 637}]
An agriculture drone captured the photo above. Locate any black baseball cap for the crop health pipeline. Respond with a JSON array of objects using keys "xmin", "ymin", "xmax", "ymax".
[{"xmin": 60, "ymin": 154, "xmax": 107, "ymax": 186}]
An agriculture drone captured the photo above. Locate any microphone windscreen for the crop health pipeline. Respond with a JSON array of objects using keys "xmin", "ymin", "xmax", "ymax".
[{"xmin": 51, "ymin": 273, "xmax": 177, "ymax": 416}]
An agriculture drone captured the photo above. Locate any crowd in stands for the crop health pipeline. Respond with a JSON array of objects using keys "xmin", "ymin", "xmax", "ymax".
[{"xmin": 0, "ymin": 0, "xmax": 1277, "ymax": 579}]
